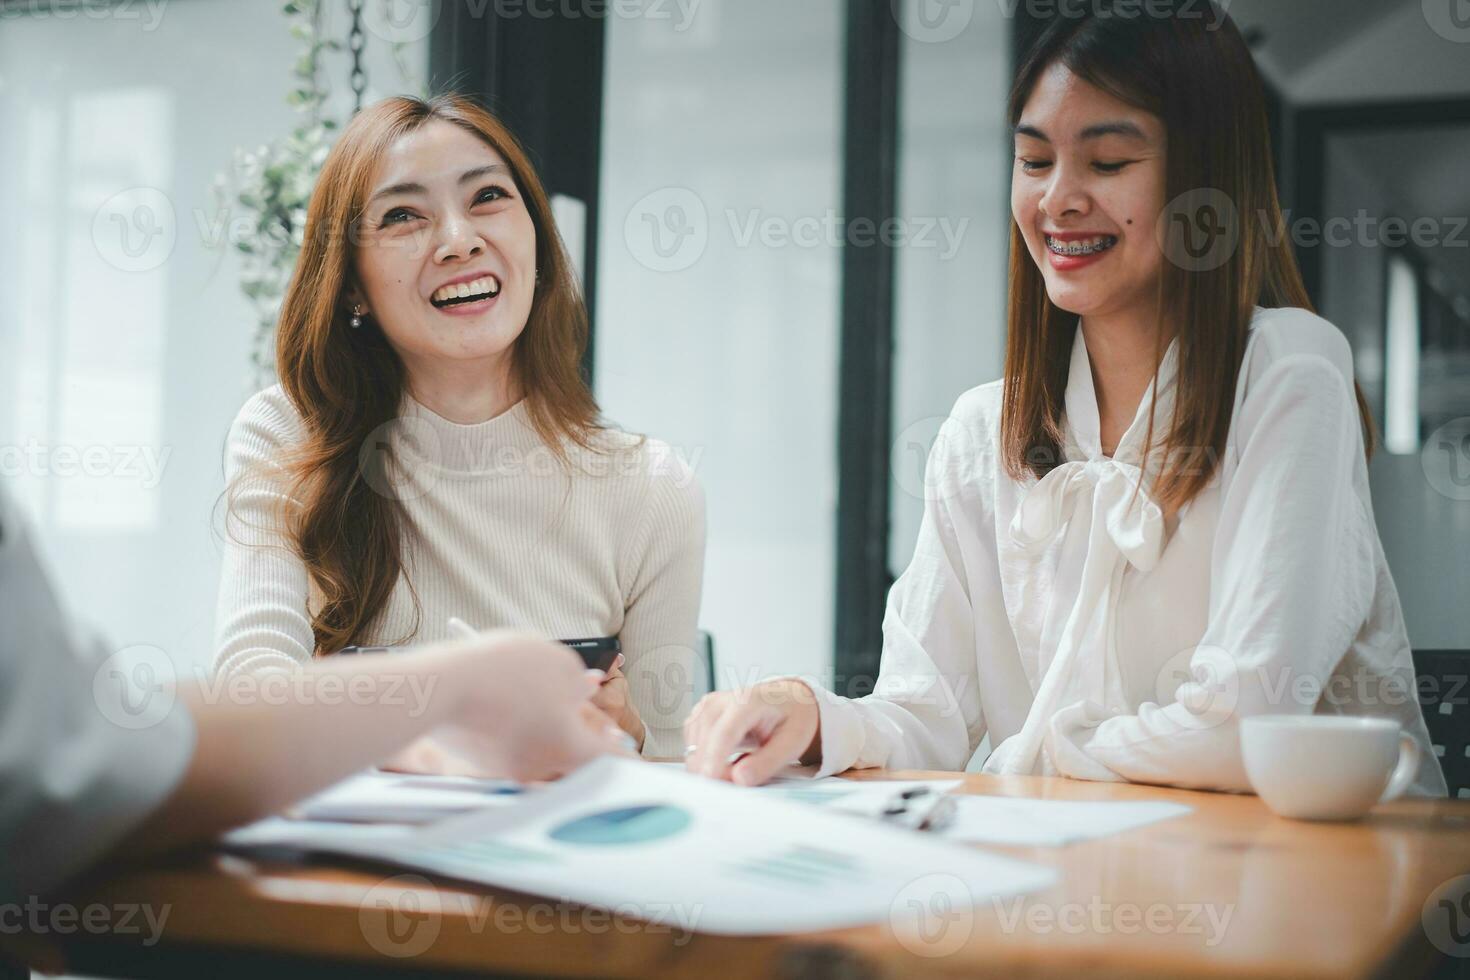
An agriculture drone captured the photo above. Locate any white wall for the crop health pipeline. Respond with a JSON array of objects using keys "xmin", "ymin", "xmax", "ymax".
[
  {"xmin": 594, "ymin": 0, "xmax": 844, "ymax": 687},
  {"xmin": 888, "ymin": 1, "xmax": 1013, "ymax": 573},
  {"xmin": 0, "ymin": 0, "xmax": 427, "ymax": 673}
]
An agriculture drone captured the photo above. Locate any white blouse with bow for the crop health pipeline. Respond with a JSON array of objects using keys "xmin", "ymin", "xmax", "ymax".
[{"xmin": 803, "ymin": 306, "xmax": 1446, "ymax": 795}]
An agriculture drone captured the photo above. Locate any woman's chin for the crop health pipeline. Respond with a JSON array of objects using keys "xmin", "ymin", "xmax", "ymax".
[
  {"xmin": 391, "ymin": 336, "xmax": 519, "ymax": 370},
  {"xmin": 1042, "ymin": 286, "xmax": 1103, "ymax": 318},
  {"xmin": 412, "ymin": 316, "xmax": 526, "ymax": 361},
  {"xmin": 439, "ymin": 337, "xmax": 520, "ymax": 363}
]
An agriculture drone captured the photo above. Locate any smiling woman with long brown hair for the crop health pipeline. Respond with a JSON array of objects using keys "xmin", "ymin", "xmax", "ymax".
[
  {"xmin": 683, "ymin": 0, "xmax": 1444, "ymax": 795},
  {"xmin": 215, "ymin": 94, "xmax": 705, "ymax": 764}
]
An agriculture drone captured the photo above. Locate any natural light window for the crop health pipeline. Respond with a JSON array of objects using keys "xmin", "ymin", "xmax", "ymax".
[
  {"xmin": 47, "ymin": 87, "xmax": 172, "ymax": 530},
  {"xmin": 1383, "ymin": 253, "xmax": 1421, "ymax": 455}
]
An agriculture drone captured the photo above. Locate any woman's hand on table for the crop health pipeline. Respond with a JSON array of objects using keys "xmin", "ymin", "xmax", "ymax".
[{"xmin": 682, "ymin": 679, "xmax": 821, "ymax": 785}]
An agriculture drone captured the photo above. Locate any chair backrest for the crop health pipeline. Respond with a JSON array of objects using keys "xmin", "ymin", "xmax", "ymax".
[
  {"xmin": 1412, "ymin": 649, "xmax": 1470, "ymax": 799},
  {"xmin": 697, "ymin": 630, "xmax": 716, "ymax": 698}
]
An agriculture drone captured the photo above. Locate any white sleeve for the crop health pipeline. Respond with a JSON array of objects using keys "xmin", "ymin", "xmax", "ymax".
[
  {"xmin": 1047, "ymin": 352, "xmax": 1377, "ymax": 791},
  {"xmin": 800, "ymin": 414, "xmax": 996, "ymax": 778},
  {"xmin": 213, "ymin": 395, "xmax": 316, "ymax": 676},
  {"xmin": 0, "ymin": 486, "xmax": 195, "ymax": 902}
]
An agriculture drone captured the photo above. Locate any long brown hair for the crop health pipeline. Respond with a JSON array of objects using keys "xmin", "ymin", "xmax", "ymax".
[
  {"xmin": 1001, "ymin": 0, "xmax": 1374, "ymax": 510},
  {"xmin": 241, "ymin": 94, "xmax": 602, "ymax": 655}
]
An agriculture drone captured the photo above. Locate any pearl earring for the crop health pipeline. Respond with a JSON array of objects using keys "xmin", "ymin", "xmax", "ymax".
[{"xmin": 350, "ymin": 305, "xmax": 364, "ymax": 329}]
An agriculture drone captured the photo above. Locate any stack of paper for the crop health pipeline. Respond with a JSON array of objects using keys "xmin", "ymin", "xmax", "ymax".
[{"xmin": 274, "ymin": 758, "xmax": 1059, "ymax": 935}]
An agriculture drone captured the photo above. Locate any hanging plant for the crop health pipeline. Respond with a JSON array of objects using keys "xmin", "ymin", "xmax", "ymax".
[{"xmin": 214, "ymin": 0, "xmax": 337, "ymax": 384}]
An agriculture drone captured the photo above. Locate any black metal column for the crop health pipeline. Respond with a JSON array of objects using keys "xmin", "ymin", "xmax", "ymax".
[{"xmin": 832, "ymin": 0, "xmax": 902, "ymax": 693}]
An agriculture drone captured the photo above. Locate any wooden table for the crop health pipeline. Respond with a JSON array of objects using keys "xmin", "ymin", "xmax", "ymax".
[{"xmin": 18, "ymin": 771, "xmax": 1470, "ymax": 979}]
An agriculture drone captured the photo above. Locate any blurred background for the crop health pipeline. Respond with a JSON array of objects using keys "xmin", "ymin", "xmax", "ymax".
[{"xmin": 1, "ymin": 0, "xmax": 1466, "ymax": 711}]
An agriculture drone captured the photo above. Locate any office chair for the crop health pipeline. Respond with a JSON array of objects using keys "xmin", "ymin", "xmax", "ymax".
[
  {"xmin": 698, "ymin": 630, "xmax": 716, "ymax": 698},
  {"xmin": 0, "ymin": 956, "xmax": 25, "ymax": 980},
  {"xmin": 1412, "ymin": 649, "xmax": 1470, "ymax": 799}
]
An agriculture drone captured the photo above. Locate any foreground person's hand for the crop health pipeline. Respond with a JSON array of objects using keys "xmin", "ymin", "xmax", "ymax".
[{"xmin": 431, "ymin": 631, "xmax": 633, "ymax": 782}]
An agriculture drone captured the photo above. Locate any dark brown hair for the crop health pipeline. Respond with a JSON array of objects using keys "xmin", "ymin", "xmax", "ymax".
[
  {"xmin": 1002, "ymin": 0, "xmax": 1374, "ymax": 509},
  {"xmin": 236, "ymin": 94, "xmax": 602, "ymax": 654}
]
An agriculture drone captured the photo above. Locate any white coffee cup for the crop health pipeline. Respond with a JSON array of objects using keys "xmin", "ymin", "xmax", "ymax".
[{"xmin": 1240, "ymin": 715, "xmax": 1421, "ymax": 821}]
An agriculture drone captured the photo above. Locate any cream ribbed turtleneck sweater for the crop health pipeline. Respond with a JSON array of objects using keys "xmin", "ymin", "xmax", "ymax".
[{"xmin": 213, "ymin": 385, "xmax": 706, "ymax": 757}]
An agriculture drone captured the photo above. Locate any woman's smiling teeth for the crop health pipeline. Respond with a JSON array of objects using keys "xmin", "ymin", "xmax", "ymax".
[
  {"xmin": 1045, "ymin": 234, "xmax": 1118, "ymax": 256},
  {"xmin": 430, "ymin": 274, "xmax": 501, "ymax": 308}
]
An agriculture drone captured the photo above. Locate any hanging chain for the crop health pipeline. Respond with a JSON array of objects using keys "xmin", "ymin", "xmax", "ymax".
[{"xmin": 347, "ymin": 0, "xmax": 367, "ymax": 115}]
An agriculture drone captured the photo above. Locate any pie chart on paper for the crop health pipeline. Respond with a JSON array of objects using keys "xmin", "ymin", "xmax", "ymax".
[{"xmin": 548, "ymin": 805, "xmax": 692, "ymax": 846}]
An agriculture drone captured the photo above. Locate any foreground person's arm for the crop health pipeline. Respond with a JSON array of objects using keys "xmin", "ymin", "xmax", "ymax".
[
  {"xmin": 0, "ymin": 482, "xmax": 621, "ymax": 902},
  {"xmin": 122, "ymin": 636, "xmax": 622, "ymax": 860}
]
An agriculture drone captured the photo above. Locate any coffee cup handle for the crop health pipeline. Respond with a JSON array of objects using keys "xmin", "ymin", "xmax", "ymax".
[{"xmin": 1379, "ymin": 732, "xmax": 1420, "ymax": 803}]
